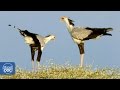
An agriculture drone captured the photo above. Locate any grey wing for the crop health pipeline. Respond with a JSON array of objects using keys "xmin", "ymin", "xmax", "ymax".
[
  {"xmin": 36, "ymin": 35, "xmax": 45, "ymax": 47},
  {"xmin": 71, "ymin": 27, "xmax": 93, "ymax": 40}
]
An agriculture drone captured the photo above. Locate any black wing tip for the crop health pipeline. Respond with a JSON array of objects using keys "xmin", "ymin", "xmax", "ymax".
[{"xmin": 107, "ymin": 28, "xmax": 113, "ymax": 31}]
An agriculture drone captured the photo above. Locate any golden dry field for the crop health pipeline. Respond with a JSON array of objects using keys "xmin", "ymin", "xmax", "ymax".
[{"xmin": 0, "ymin": 64, "xmax": 120, "ymax": 79}]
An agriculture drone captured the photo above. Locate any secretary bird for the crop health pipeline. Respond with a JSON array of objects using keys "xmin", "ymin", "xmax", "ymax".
[
  {"xmin": 60, "ymin": 16, "xmax": 113, "ymax": 67},
  {"xmin": 9, "ymin": 25, "xmax": 55, "ymax": 71}
]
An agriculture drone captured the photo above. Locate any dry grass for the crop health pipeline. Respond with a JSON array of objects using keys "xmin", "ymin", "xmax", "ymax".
[{"xmin": 0, "ymin": 64, "xmax": 120, "ymax": 79}]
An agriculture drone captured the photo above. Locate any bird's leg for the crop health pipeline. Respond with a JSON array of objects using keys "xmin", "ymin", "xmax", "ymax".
[
  {"xmin": 80, "ymin": 53, "xmax": 84, "ymax": 67},
  {"xmin": 31, "ymin": 60, "xmax": 35, "ymax": 72},
  {"xmin": 78, "ymin": 43, "xmax": 85, "ymax": 67},
  {"xmin": 36, "ymin": 45, "xmax": 42, "ymax": 70},
  {"xmin": 30, "ymin": 46, "xmax": 35, "ymax": 72}
]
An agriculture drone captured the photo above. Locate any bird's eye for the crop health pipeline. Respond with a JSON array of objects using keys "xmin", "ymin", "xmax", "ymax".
[{"xmin": 61, "ymin": 17, "xmax": 64, "ymax": 19}]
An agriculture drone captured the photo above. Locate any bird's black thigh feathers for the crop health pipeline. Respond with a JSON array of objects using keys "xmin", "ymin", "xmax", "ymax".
[
  {"xmin": 30, "ymin": 42, "xmax": 42, "ymax": 62},
  {"xmin": 78, "ymin": 43, "xmax": 85, "ymax": 54},
  {"xmin": 37, "ymin": 45, "xmax": 42, "ymax": 62},
  {"xmin": 30, "ymin": 46, "xmax": 35, "ymax": 61}
]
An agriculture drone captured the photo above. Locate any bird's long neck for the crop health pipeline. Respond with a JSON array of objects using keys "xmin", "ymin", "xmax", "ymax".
[
  {"xmin": 64, "ymin": 19, "xmax": 74, "ymax": 32},
  {"xmin": 44, "ymin": 36, "xmax": 53, "ymax": 44}
]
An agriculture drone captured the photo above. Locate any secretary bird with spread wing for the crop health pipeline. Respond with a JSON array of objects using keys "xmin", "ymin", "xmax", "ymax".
[
  {"xmin": 9, "ymin": 25, "xmax": 55, "ymax": 71},
  {"xmin": 61, "ymin": 16, "xmax": 113, "ymax": 67}
]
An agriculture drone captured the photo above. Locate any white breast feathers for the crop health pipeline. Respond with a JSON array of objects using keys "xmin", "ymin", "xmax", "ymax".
[{"xmin": 24, "ymin": 36, "xmax": 34, "ymax": 45}]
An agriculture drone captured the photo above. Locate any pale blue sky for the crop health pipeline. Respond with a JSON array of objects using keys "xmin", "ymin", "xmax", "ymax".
[{"xmin": 0, "ymin": 11, "xmax": 120, "ymax": 70}]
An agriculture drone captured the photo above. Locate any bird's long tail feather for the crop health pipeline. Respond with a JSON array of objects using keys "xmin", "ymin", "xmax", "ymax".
[
  {"xmin": 106, "ymin": 28, "xmax": 113, "ymax": 32},
  {"xmin": 104, "ymin": 33, "xmax": 112, "ymax": 36}
]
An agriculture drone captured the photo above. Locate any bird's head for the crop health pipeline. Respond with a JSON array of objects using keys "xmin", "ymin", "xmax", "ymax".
[
  {"xmin": 60, "ymin": 16, "xmax": 69, "ymax": 22},
  {"xmin": 44, "ymin": 34, "xmax": 55, "ymax": 44},
  {"xmin": 45, "ymin": 35, "xmax": 55, "ymax": 40},
  {"xmin": 60, "ymin": 16, "xmax": 75, "ymax": 26}
]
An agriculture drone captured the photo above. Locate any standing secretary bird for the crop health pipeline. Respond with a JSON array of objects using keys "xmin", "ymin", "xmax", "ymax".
[
  {"xmin": 61, "ymin": 16, "xmax": 113, "ymax": 67},
  {"xmin": 9, "ymin": 25, "xmax": 55, "ymax": 71}
]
